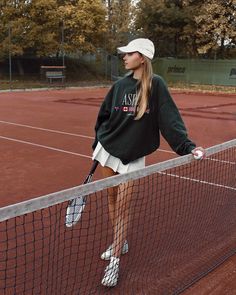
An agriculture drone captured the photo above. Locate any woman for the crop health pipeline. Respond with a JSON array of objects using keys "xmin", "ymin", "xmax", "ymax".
[{"xmin": 92, "ymin": 38, "xmax": 205, "ymax": 287}]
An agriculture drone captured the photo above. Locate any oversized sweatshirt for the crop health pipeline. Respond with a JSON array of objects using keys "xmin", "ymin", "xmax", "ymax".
[{"xmin": 92, "ymin": 74, "xmax": 196, "ymax": 165}]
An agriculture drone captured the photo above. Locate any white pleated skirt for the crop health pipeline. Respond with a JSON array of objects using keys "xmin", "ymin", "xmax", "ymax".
[{"xmin": 92, "ymin": 142, "xmax": 145, "ymax": 174}]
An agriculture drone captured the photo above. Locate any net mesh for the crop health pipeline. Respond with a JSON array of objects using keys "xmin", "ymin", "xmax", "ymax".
[{"xmin": 0, "ymin": 140, "xmax": 235, "ymax": 295}]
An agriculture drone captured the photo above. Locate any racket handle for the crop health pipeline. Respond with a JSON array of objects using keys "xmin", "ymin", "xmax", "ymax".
[
  {"xmin": 83, "ymin": 160, "xmax": 99, "ymax": 184},
  {"xmin": 89, "ymin": 160, "xmax": 99, "ymax": 174}
]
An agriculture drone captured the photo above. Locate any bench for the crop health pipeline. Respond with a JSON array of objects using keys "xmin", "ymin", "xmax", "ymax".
[{"xmin": 46, "ymin": 71, "xmax": 65, "ymax": 83}]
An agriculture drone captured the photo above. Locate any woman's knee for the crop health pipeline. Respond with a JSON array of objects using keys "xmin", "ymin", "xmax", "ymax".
[{"xmin": 100, "ymin": 165, "xmax": 118, "ymax": 204}]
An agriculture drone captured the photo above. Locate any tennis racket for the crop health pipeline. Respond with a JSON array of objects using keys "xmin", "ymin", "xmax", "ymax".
[{"xmin": 65, "ymin": 160, "xmax": 99, "ymax": 227}]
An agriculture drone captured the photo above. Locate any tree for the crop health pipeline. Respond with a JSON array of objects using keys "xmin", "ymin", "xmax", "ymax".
[
  {"xmin": 134, "ymin": 0, "xmax": 193, "ymax": 57},
  {"xmin": 57, "ymin": 0, "xmax": 107, "ymax": 54},
  {"xmin": 0, "ymin": 0, "xmax": 59, "ymax": 58},
  {"xmin": 0, "ymin": 0, "xmax": 107, "ymax": 58},
  {"xmin": 134, "ymin": 0, "xmax": 236, "ymax": 58},
  {"xmin": 102, "ymin": 0, "xmax": 135, "ymax": 53},
  {"xmin": 193, "ymin": 0, "xmax": 236, "ymax": 58}
]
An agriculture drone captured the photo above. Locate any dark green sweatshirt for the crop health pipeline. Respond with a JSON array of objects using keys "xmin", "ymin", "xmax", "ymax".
[{"xmin": 93, "ymin": 73, "xmax": 196, "ymax": 165}]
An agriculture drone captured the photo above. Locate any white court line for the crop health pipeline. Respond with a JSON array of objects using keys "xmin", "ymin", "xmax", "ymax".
[
  {"xmin": 158, "ymin": 149, "xmax": 175, "ymax": 154},
  {"xmin": 0, "ymin": 120, "xmax": 176, "ymax": 155},
  {"xmin": 0, "ymin": 135, "xmax": 91, "ymax": 159},
  {"xmin": 1, "ymin": 120, "xmax": 234, "ymax": 163},
  {"xmin": 0, "ymin": 120, "xmax": 94, "ymax": 139},
  {"xmin": 206, "ymin": 157, "xmax": 235, "ymax": 165},
  {"xmin": 158, "ymin": 171, "xmax": 236, "ymax": 191}
]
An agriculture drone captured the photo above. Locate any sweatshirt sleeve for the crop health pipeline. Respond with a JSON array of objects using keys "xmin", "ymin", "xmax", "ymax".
[
  {"xmin": 92, "ymin": 86, "xmax": 114, "ymax": 150},
  {"xmin": 157, "ymin": 78, "xmax": 196, "ymax": 155}
]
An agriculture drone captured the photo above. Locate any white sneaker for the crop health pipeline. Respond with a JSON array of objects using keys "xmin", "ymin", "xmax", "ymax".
[
  {"xmin": 101, "ymin": 256, "xmax": 120, "ymax": 287},
  {"xmin": 101, "ymin": 240, "xmax": 129, "ymax": 260}
]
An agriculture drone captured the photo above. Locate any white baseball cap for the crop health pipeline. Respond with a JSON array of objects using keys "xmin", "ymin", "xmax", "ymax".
[{"xmin": 117, "ymin": 38, "xmax": 155, "ymax": 60}]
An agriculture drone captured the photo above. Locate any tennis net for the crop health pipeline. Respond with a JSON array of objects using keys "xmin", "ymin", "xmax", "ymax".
[{"xmin": 0, "ymin": 139, "xmax": 235, "ymax": 295}]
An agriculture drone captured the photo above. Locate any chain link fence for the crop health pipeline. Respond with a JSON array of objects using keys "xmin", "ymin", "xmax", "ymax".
[
  {"xmin": 0, "ymin": 53, "xmax": 235, "ymax": 90},
  {"xmin": 0, "ymin": 51, "xmax": 121, "ymax": 90}
]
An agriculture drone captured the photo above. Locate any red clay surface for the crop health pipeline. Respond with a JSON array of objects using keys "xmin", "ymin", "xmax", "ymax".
[{"xmin": 0, "ymin": 87, "xmax": 236, "ymax": 294}]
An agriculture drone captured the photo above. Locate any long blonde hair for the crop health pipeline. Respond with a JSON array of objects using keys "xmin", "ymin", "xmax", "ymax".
[{"xmin": 134, "ymin": 56, "xmax": 153, "ymax": 120}]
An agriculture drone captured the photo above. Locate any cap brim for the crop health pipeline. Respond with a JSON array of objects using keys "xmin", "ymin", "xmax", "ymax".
[{"xmin": 117, "ymin": 45, "xmax": 136, "ymax": 54}]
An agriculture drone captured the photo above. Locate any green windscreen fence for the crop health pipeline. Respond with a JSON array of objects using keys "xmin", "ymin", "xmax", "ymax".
[{"xmin": 152, "ymin": 58, "xmax": 236, "ymax": 87}]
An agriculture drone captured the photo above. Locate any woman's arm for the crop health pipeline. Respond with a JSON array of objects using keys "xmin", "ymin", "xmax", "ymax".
[{"xmin": 156, "ymin": 77, "xmax": 196, "ymax": 155}]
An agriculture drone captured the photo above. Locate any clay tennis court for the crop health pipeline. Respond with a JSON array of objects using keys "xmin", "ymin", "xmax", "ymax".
[{"xmin": 0, "ymin": 87, "xmax": 236, "ymax": 294}]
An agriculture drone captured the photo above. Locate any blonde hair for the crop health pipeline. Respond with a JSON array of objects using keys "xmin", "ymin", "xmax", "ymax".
[{"xmin": 134, "ymin": 56, "xmax": 153, "ymax": 120}]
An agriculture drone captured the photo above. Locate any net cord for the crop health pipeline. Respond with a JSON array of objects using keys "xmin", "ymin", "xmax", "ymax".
[{"xmin": 0, "ymin": 138, "xmax": 235, "ymax": 222}]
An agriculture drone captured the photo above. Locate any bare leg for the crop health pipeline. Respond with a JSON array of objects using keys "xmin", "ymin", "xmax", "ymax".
[
  {"xmin": 100, "ymin": 166, "xmax": 118, "ymax": 229},
  {"xmin": 101, "ymin": 171, "xmax": 134, "ymax": 287},
  {"xmin": 112, "ymin": 181, "xmax": 133, "ymax": 258},
  {"xmin": 100, "ymin": 166, "xmax": 133, "ymax": 257}
]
